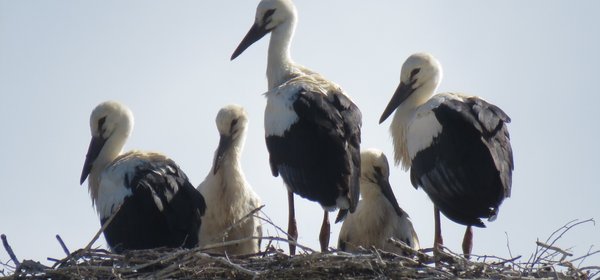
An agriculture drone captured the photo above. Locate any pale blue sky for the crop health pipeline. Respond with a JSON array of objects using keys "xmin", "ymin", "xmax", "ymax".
[{"xmin": 1, "ymin": 1, "xmax": 599, "ymax": 269}]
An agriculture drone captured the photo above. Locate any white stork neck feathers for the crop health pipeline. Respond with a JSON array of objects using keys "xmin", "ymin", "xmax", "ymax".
[
  {"xmin": 211, "ymin": 105, "xmax": 248, "ymax": 176},
  {"xmin": 379, "ymin": 53, "xmax": 445, "ymax": 169},
  {"xmin": 263, "ymin": 0, "xmax": 298, "ymax": 89},
  {"xmin": 82, "ymin": 101, "xmax": 134, "ymax": 205}
]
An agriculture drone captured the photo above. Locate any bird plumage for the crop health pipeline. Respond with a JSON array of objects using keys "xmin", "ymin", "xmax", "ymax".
[
  {"xmin": 231, "ymin": 0, "xmax": 362, "ymax": 252},
  {"xmin": 265, "ymin": 76, "xmax": 361, "ymax": 214},
  {"xmin": 379, "ymin": 53, "xmax": 513, "ymax": 227},
  {"xmin": 197, "ymin": 105, "xmax": 263, "ymax": 255},
  {"xmin": 338, "ymin": 149, "xmax": 419, "ymax": 254},
  {"xmin": 80, "ymin": 101, "xmax": 206, "ymax": 253}
]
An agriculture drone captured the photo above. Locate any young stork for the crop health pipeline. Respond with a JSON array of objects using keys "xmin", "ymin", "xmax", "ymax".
[
  {"xmin": 197, "ymin": 105, "xmax": 263, "ymax": 255},
  {"xmin": 379, "ymin": 53, "xmax": 513, "ymax": 258},
  {"xmin": 231, "ymin": 0, "xmax": 362, "ymax": 253},
  {"xmin": 338, "ymin": 149, "xmax": 420, "ymax": 254},
  {"xmin": 80, "ymin": 101, "xmax": 206, "ymax": 253}
]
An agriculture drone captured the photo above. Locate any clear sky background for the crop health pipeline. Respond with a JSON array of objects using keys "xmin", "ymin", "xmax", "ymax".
[{"xmin": 1, "ymin": 0, "xmax": 599, "ymax": 269}]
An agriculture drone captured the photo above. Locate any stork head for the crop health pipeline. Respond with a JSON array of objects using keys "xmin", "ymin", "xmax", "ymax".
[
  {"xmin": 379, "ymin": 52, "xmax": 443, "ymax": 124},
  {"xmin": 360, "ymin": 148, "xmax": 404, "ymax": 217},
  {"xmin": 80, "ymin": 101, "xmax": 133, "ymax": 185},
  {"xmin": 231, "ymin": 0, "xmax": 297, "ymax": 60},
  {"xmin": 212, "ymin": 104, "xmax": 248, "ymax": 174}
]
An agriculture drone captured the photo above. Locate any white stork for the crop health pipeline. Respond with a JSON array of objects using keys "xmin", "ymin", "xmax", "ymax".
[
  {"xmin": 338, "ymin": 148, "xmax": 420, "ymax": 254},
  {"xmin": 231, "ymin": 0, "xmax": 362, "ymax": 253},
  {"xmin": 197, "ymin": 105, "xmax": 263, "ymax": 255},
  {"xmin": 379, "ymin": 53, "xmax": 513, "ymax": 258},
  {"xmin": 80, "ymin": 101, "xmax": 206, "ymax": 253}
]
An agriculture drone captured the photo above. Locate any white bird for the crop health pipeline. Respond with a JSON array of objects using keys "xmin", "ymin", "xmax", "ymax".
[
  {"xmin": 197, "ymin": 105, "xmax": 263, "ymax": 255},
  {"xmin": 231, "ymin": 0, "xmax": 362, "ymax": 253},
  {"xmin": 379, "ymin": 53, "xmax": 513, "ymax": 258},
  {"xmin": 338, "ymin": 149, "xmax": 420, "ymax": 254},
  {"xmin": 80, "ymin": 101, "xmax": 206, "ymax": 253}
]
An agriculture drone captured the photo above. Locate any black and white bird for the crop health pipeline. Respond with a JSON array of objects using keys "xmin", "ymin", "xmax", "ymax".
[
  {"xmin": 231, "ymin": 0, "xmax": 362, "ymax": 253},
  {"xmin": 80, "ymin": 101, "xmax": 206, "ymax": 253},
  {"xmin": 197, "ymin": 105, "xmax": 263, "ymax": 255},
  {"xmin": 338, "ymin": 149, "xmax": 419, "ymax": 254},
  {"xmin": 379, "ymin": 53, "xmax": 513, "ymax": 258}
]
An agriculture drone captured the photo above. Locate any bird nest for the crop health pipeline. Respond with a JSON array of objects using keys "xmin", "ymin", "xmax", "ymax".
[{"xmin": 1, "ymin": 219, "xmax": 598, "ymax": 279}]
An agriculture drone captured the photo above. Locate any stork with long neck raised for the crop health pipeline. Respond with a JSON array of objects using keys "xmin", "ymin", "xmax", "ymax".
[
  {"xmin": 231, "ymin": 0, "xmax": 362, "ymax": 254},
  {"xmin": 379, "ymin": 53, "xmax": 513, "ymax": 258}
]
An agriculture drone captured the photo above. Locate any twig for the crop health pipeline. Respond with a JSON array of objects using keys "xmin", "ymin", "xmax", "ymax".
[
  {"xmin": 1, "ymin": 234, "xmax": 20, "ymax": 267},
  {"xmin": 568, "ymin": 249, "xmax": 600, "ymax": 263},
  {"xmin": 529, "ymin": 218, "xmax": 595, "ymax": 270},
  {"xmin": 209, "ymin": 253, "xmax": 259, "ymax": 277},
  {"xmin": 504, "ymin": 231, "xmax": 514, "ymax": 260},
  {"xmin": 84, "ymin": 204, "xmax": 122, "ymax": 251},
  {"xmin": 55, "ymin": 234, "xmax": 70, "ymax": 256},
  {"xmin": 202, "ymin": 235, "xmax": 315, "ymax": 254},
  {"xmin": 205, "ymin": 205, "xmax": 265, "ymax": 245},
  {"xmin": 387, "ymin": 238, "xmax": 430, "ymax": 263},
  {"xmin": 256, "ymin": 212, "xmax": 293, "ymax": 240}
]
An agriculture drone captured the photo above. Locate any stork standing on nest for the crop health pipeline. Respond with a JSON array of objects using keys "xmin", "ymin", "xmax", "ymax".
[
  {"xmin": 338, "ymin": 148, "xmax": 419, "ymax": 254},
  {"xmin": 197, "ymin": 105, "xmax": 263, "ymax": 255},
  {"xmin": 231, "ymin": 0, "xmax": 362, "ymax": 253},
  {"xmin": 379, "ymin": 53, "xmax": 513, "ymax": 258},
  {"xmin": 80, "ymin": 101, "xmax": 206, "ymax": 253}
]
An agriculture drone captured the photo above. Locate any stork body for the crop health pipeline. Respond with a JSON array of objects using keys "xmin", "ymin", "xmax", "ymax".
[
  {"xmin": 379, "ymin": 53, "xmax": 513, "ymax": 257},
  {"xmin": 80, "ymin": 101, "xmax": 206, "ymax": 253},
  {"xmin": 197, "ymin": 105, "xmax": 263, "ymax": 255},
  {"xmin": 338, "ymin": 149, "xmax": 419, "ymax": 254},
  {"xmin": 231, "ymin": 0, "xmax": 361, "ymax": 253}
]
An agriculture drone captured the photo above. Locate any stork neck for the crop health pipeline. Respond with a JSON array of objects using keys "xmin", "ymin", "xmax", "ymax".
[
  {"xmin": 88, "ymin": 135, "xmax": 126, "ymax": 204},
  {"xmin": 358, "ymin": 180, "xmax": 379, "ymax": 200},
  {"xmin": 267, "ymin": 20, "xmax": 296, "ymax": 90},
  {"xmin": 222, "ymin": 136, "xmax": 246, "ymax": 169}
]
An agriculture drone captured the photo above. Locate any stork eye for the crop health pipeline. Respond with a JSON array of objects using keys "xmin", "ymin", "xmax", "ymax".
[
  {"xmin": 96, "ymin": 116, "xmax": 107, "ymax": 136},
  {"xmin": 410, "ymin": 68, "xmax": 421, "ymax": 79},
  {"xmin": 263, "ymin": 9, "xmax": 276, "ymax": 24},
  {"xmin": 230, "ymin": 119, "xmax": 239, "ymax": 129},
  {"xmin": 98, "ymin": 116, "xmax": 107, "ymax": 131},
  {"xmin": 373, "ymin": 166, "xmax": 382, "ymax": 178}
]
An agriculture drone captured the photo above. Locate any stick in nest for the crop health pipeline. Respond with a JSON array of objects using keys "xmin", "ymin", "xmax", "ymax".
[
  {"xmin": 529, "ymin": 218, "xmax": 595, "ymax": 269},
  {"xmin": 55, "ymin": 234, "xmax": 70, "ymax": 256},
  {"xmin": 201, "ymin": 235, "xmax": 315, "ymax": 254},
  {"xmin": 84, "ymin": 203, "xmax": 122, "ymax": 251},
  {"xmin": 1, "ymin": 234, "xmax": 20, "ymax": 267},
  {"xmin": 203, "ymin": 205, "xmax": 265, "ymax": 245}
]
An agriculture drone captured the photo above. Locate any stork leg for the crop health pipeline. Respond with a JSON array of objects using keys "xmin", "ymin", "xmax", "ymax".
[
  {"xmin": 287, "ymin": 191, "xmax": 298, "ymax": 255},
  {"xmin": 319, "ymin": 210, "xmax": 330, "ymax": 252},
  {"xmin": 433, "ymin": 206, "xmax": 444, "ymax": 266},
  {"xmin": 434, "ymin": 206, "xmax": 444, "ymax": 251},
  {"xmin": 462, "ymin": 226, "xmax": 473, "ymax": 259}
]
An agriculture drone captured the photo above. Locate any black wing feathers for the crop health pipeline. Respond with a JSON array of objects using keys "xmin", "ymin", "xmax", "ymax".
[
  {"xmin": 104, "ymin": 157, "xmax": 205, "ymax": 252},
  {"xmin": 410, "ymin": 97, "xmax": 512, "ymax": 227},
  {"xmin": 266, "ymin": 87, "xmax": 361, "ymax": 217}
]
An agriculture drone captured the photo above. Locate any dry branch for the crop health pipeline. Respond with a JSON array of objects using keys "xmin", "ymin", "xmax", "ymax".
[
  {"xmin": 1, "ymin": 218, "xmax": 598, "ymax": 279},
  {"xmin": 1, "ymin": 235, "xmax": 19, "ymax": 267}
]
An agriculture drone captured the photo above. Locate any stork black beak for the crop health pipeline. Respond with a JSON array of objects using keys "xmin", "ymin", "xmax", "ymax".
[
  {"xmin": 376, "ymin": 172, "xmax": 404, "ymax": 218},
  {"xmin": 213, "ymin": 134, "xmax": 232, "ymax": 175},
  {"xmin": 231, "ymin": 22, "xmax": 271, "ymax": 60},
  {"xmin": 379, "ymin": 81, "xmax": 416, "ymax": 124},
  {"xmin": 80, "ymin": 136, "xmax": 107, "ymax": 185}
]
